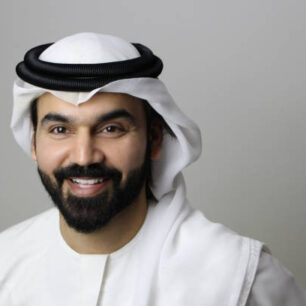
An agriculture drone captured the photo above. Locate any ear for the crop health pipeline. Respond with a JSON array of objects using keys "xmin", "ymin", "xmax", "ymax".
[
  {"xmin": 31, "ymin": 133, "xmax": 37, "ymax": 161},
  {"xmin": 149, "ymin": 120, "xmax": 163, "ymax": 160}
]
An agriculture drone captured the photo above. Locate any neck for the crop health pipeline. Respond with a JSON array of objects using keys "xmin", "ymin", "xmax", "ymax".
[{"xmin": 59, "ymin": 188, "xmax": 148, "ymax": 254}]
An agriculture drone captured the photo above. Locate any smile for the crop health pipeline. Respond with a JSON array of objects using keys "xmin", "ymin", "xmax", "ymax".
[
  {"xmin": 67, "ymin": 177, "xmax": 109, "ymax": 197},
  {"xmin": 70, "ymin": 178, "xmax": 105, "ymax": 185}
]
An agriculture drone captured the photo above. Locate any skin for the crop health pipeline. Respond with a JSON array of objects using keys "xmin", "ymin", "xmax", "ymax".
[{"xmin": 31, "ymin": 92, "xmax": 163, "ymax": 254}]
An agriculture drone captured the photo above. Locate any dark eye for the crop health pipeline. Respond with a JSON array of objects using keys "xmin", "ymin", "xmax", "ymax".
[
  {"xmin": 99, "ymin": 124, "xmax": 125, "ymax": 137},
  {"xmin": 104, "ymin": 125, "xmax": 119, "ymax": 133},
  {"xmin": 51, "ymin": 126, "xmax": 67, "ymax": 134}
]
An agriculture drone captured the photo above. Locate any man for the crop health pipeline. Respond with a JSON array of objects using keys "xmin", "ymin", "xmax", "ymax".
[{"xmin": 1, "ymin": 32, "xmax": 305, "ymax": 305}]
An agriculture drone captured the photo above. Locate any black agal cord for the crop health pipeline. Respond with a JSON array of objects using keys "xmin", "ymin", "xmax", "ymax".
[{"xmin": 16, "ymin": 43, "xmax": 163, "ymax": 91}]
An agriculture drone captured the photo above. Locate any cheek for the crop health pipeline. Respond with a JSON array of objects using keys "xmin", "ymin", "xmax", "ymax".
[
  {"xmin": 35, "ymin": 138, "xmax": 70, "ymax": 174},
  {"xmin": 103, "ymin": 137, "xmax": 147, "ymax": 176}
]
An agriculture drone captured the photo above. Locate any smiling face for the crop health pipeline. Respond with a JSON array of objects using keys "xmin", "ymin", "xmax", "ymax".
[{"xmin": 31, "ymin": 92, "xmax": 162, "ymax": 233}]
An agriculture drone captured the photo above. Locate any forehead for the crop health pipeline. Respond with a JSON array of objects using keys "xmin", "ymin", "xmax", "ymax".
[{"xmin": 36, "ymin": 92, "xmax": 146, "ymax": 123}]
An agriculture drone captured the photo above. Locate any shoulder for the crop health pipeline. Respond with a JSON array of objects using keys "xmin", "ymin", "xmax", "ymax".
[
  {"xmin": 0, "ymin": 208, "xmax": 58, "ymax": 264},
  {"xmin": 160, "ymin": 206, "xmax": 261, "ymax": 277},
  {"xmin": 0, "ymin": 208, "xmax": 58, "ymax": 241},
  {"xmin": 153, "ymin": 206, "xmax": 263, "ymax": 304},
  {"xmin": 164, "ymin": 207, "xmax": 254, "ymax": 258},
  {"xmin": 0, "ymin": 208, "xmax": 59, "ymax": 299},
  {"xmin": 247, "ymin": 249, "xmax": 306, "ymax": 305}
]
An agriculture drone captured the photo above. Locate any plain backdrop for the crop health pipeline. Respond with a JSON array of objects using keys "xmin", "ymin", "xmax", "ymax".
[{"xmin": 1, "ymin": 0, "xmax": 305, "ymax": 289}]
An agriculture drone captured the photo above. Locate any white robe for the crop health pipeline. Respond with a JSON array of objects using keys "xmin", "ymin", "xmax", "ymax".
[{"xmin": 1, "ymin": 199, "xmax": 305, "ymax": 306}]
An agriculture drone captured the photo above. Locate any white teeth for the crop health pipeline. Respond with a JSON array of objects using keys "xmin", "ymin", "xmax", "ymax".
[{"xmin": 71, "ymin": 178, "xmax": 104, "ymax": 185}]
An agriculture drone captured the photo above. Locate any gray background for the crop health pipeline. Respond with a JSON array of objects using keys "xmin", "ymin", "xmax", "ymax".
[{"xmin": 1, "ymin": 0, "xmax": 305, "ymax": 289}]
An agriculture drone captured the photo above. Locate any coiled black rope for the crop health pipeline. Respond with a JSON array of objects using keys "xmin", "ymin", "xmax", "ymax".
[{"xmin": 16, "ymin": 42, "xmax": 163, "ymax": 91}]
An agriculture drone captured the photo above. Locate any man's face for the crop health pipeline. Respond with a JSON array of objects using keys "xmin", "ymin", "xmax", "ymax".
[{"xmin": 32, "ymin": 92, "xmax": 160, "ymax": 233}]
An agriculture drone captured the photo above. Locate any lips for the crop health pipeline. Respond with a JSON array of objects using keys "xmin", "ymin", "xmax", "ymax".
[{"xmin": 66, "ymin": 177, "xmax": 109, "ymax": 197}]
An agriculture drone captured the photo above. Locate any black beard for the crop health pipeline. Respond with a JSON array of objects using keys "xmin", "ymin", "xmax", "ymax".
[{"xmin": 37, "ymin": 161, "xmax": 147, "ymax": 233}]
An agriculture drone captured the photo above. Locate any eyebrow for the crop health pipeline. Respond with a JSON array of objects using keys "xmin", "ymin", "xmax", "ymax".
[
  {"xmin": 40, "ymin": 113, "xmax": 70, "ymax": 127},
  {"xmin": 95, "ymin": 109, "xmax": 136, "ymax": 125},
  {"xmin": 40, "ymin": 109, "xmax": 136, "ymax": 127}
]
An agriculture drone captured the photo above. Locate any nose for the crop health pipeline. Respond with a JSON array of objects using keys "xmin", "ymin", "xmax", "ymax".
[{"xmin": 69, "ymin": 130, "xmax": 104, "ymax": 166}]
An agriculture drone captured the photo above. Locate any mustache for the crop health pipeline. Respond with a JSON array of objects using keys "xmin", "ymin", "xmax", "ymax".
[{"xmin": 54, "ymin": 163, "xmax": 122, "ymax": 186}]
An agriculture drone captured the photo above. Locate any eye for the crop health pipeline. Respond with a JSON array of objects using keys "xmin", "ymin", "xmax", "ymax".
[
  {"xmin": 50, "ymin": 126, "xmax": 68, "ymax": 134},
  {"xmin": 99, "ymin": 124, "xmax": 125, "ymax": 136},
  {"xmin": 104, "ymin": 125, "xmax": 121, "ymax": 133}
]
